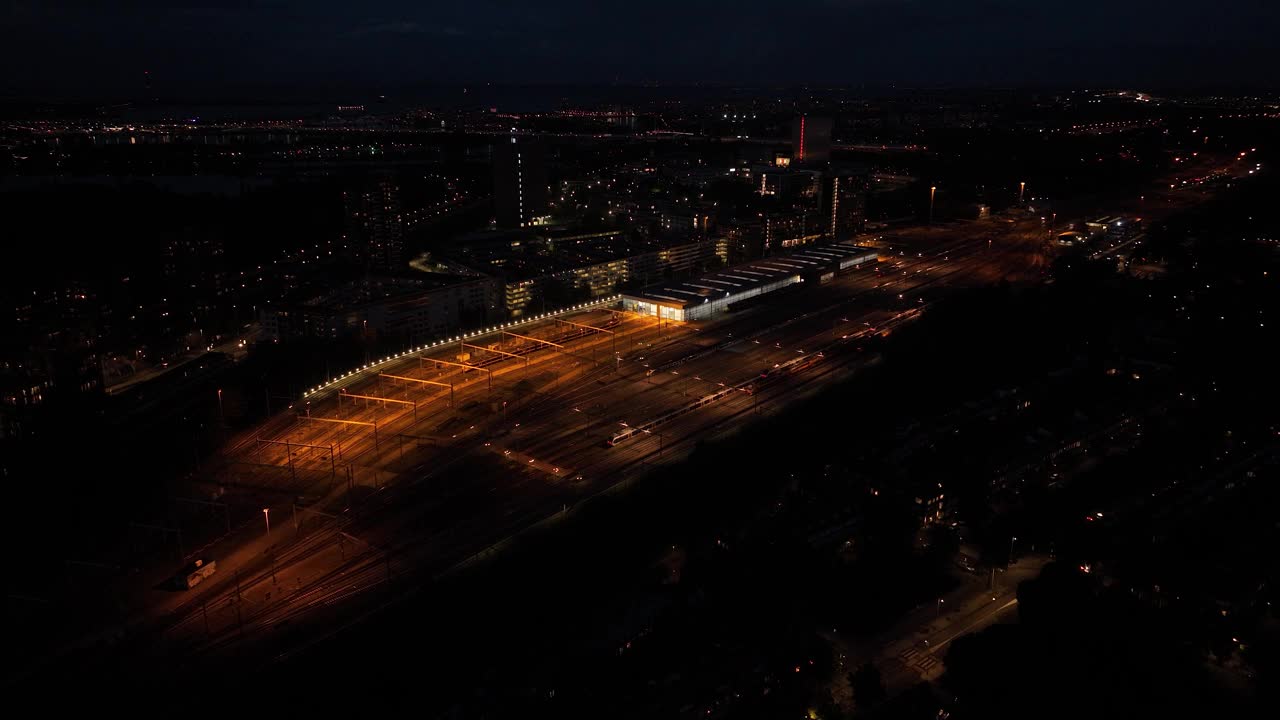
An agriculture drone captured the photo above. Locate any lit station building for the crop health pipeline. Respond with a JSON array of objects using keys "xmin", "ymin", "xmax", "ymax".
[{"xmin": 621, "ymin": 244, "xmax": 878, "ymax": 322}]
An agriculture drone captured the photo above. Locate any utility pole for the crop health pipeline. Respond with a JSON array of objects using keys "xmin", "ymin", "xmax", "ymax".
[{"xmin": 235, "ymin": 570, "xmax": 244, "ymax": 637}]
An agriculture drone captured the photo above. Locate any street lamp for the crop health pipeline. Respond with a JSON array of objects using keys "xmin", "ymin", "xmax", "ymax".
[
  {"xmin": 1019, "ymin": 181, "xmax": 1026, "ymax": 203},
  {"xmin": 936, "ymin": 597, "xmax": 945, "ymax": 619},
  {"xmin": 1009, "ymin": 536, "xmax": 1018, "ymax": 566},
  {"xmin": 216, "ymin": 388, "xmax": 224, "ymax": 427},
  {"xmin": 262, "ymin": 507, "xmax": 271, "ymax": 536},
  {"xmin": 929, "ymin": 186, "xmax": 936, "ymax": 224}
]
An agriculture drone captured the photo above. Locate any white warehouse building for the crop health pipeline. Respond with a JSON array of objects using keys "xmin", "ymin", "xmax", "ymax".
[{"xmin": 621, "ymin": 243, "xmax": 878, "ymax": 322}]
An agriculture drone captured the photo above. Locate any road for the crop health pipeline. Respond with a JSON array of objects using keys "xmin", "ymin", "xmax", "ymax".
[{"xmin": 824, "ymin": 557, "xmax": 1048, "ymax": 712}]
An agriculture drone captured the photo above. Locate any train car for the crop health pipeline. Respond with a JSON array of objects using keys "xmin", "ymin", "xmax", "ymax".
[{"xmin": 173, "ymin": 558, "xmax": 217, "ymax": 590}]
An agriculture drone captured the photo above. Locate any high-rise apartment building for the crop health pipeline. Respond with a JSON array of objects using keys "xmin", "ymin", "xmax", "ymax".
[
  {"xmin": 820, "ymin": 167, "xmax": 870, "ymax": 242},
  {"xmin": 344, "ymin": 180, "xmax": 404, "ymax": 272},
  {"xmin": 494, "ymin": 136, "xmax": 548, "ymax": 228}
]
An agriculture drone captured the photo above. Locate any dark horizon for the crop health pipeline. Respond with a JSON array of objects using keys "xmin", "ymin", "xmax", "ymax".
[
  {"xmin": 3, "ymin": 1, "xmax": 1278, "ymax": 100},
  {"xmin": 3, "ymin": 81, "xmax": 1277, "ymax": 114}
]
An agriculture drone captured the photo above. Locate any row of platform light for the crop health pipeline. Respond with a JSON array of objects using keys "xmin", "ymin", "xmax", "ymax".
[{"xmin": 302, "ymin": 295, "xmax": 623, "ymax": 401}]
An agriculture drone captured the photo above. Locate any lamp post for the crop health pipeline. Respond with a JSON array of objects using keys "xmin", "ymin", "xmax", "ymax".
[
  {"xmin": 262, "ymin": 507, "xmax": 271, "ymax": 536},
  {"xmin": 1019, "ymin": 181, "xmax": 1026, "ymax": 204},
  {"xmin": 216, "ymin": 388, "xmax": 224, "ymax": 427},
  {"xmin": 929, "ymin": 185, "xmax": 936, "ymax": 224}
]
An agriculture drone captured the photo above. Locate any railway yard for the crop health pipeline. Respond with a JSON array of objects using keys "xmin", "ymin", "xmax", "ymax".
[{"xmin": 39, "ymin": 217, "xmax": 1051, "ymax": 675}]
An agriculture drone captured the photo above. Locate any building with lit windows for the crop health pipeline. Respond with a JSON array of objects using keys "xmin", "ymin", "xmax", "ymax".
[
  {"xmin": 2, "ymin": 284, "xmax": 104, "ymax": 438},
  {"xmin": 343, "ymin": 180, "xmax": 404, "ymax": 272},
  {"xmin": 915, "ymin": 484, "xmax": 948, "ymax": 527},
  {"xmin": 758, "ymin": 167, "xmax": 821, "ymax": 199},
  {"xmin": 500, "ymin": 236, "xmax": 728, "ymax": 318},
  {"xmin": 445, "ymin": 229, "xmax": 728, "ymax": 319},
  {"xmin": 719, "ymin": 211, "xmax": 828, "ymax": 264},
  {"xmin": 494, "ymin": 136, "xmax": 549, "ymax": 228},
  {"xmin": 262, "ymin": 276, "xmax": 500, "ymax": 345},
  {"xmin": 765, "ymin": 210, "xmax": 826, "ymax": 253},
  {"xmin": 820, "ymin": 166, "xmax": 870, "ymax": 242}
]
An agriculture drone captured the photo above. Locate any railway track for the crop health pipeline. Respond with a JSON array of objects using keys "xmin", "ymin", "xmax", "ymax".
[{"xmin": 147, "ymin": 226, "xmax": 1049, "ymax": 661}]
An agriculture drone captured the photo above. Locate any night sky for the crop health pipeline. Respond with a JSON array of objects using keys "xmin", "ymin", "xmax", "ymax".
[{"xmin": 2, "ymin": 0, "xmax": 1276, "ymax": 98}]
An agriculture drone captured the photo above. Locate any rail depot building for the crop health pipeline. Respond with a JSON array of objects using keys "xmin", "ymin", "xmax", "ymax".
[{"xmin": 621, "ymin": 243, "xmax": 879, "ymax": 322}]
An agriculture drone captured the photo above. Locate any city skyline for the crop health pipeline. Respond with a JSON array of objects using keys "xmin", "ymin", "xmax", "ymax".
[{"xmin": 3, "ymin": 3, "xmax": 1279, "ymax": 714}]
